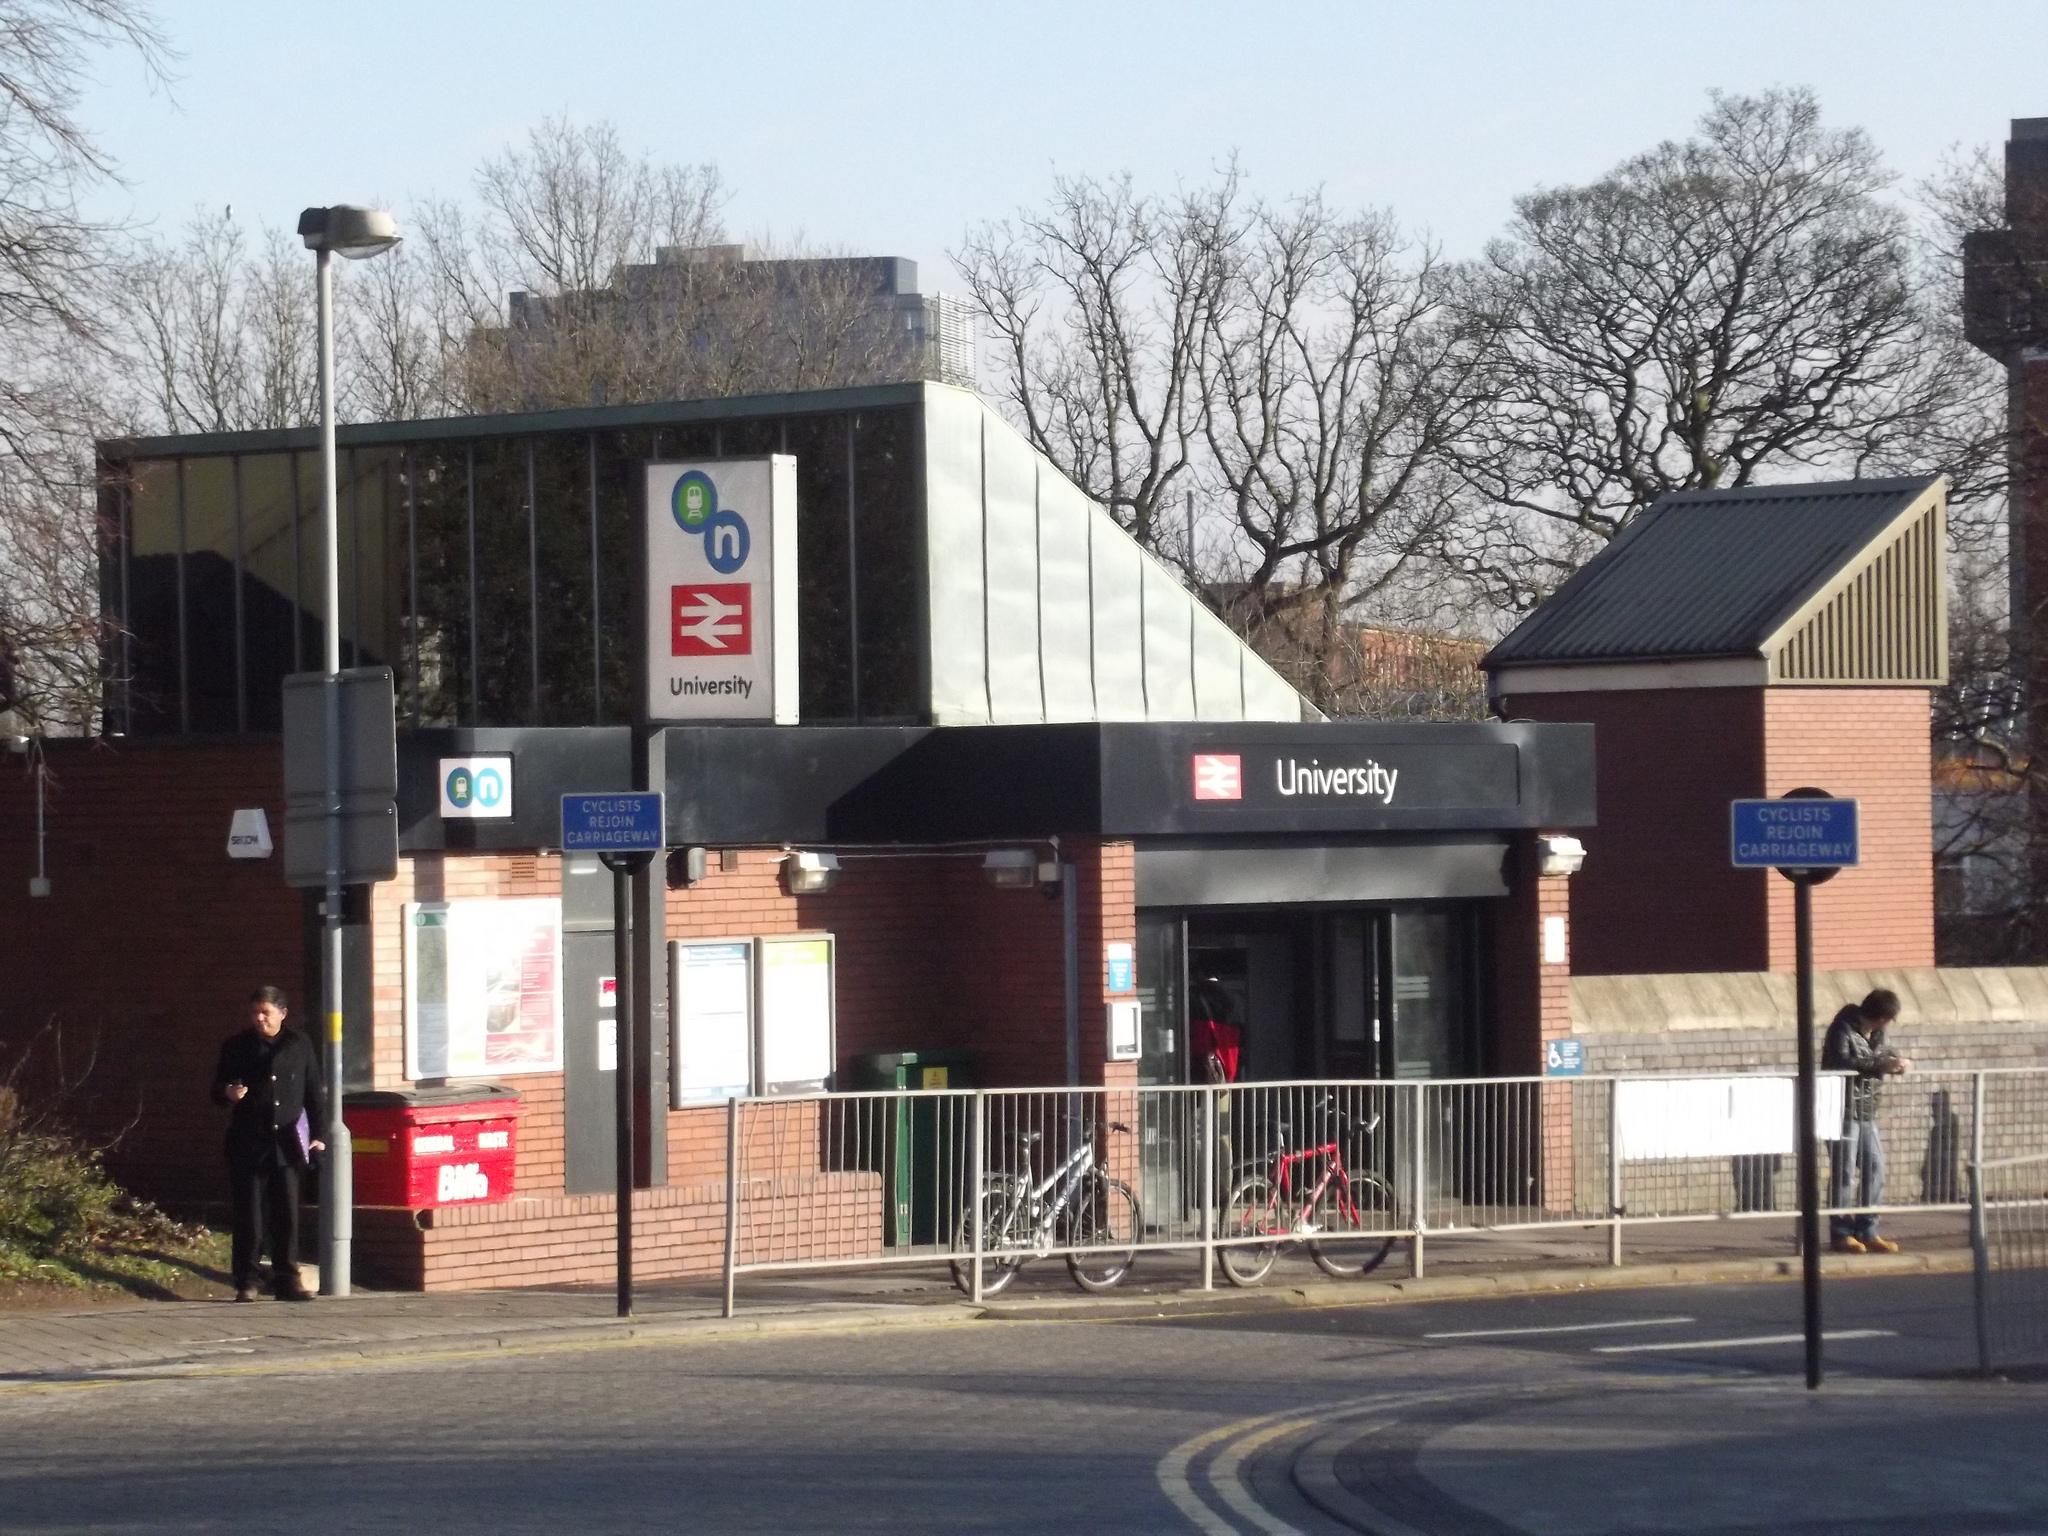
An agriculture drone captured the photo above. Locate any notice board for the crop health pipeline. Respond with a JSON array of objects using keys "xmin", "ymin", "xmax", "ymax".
[
  {"xmin": 670, "ymin": 939, "xmax": 755, "ymax": 1104},
  {"xmin": 758, "ymin": 934, "xmax": 834, "ymax": 1095},
  {"xmin": 404, "ymin": 899, "xmax": 563, "ymax": 1078}
]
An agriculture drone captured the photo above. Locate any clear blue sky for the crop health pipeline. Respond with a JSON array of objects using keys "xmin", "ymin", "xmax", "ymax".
[{"xmin": 80, "ymin": 0, "xmax": 2048, "ymax": 289}]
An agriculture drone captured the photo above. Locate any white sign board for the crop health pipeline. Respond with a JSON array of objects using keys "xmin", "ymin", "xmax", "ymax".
[
  {"xmin": 671, "ymin": 940, "xmax": 755, "ymax": 1103},
  {"xmin": 644, "ymin": 458, "xmax": 798, "ymax": 724},
  {"xmin": 438, "ymin": 756, "xmax": 513, "ymax": 819},
  {"xmin": 1106, "ymin": 1000, "xmax": 1141, "ymax": 1061},
  {"xmin": 757, "ymin": 934, "xmax": 834, "ymax": 1095},
  {"xmin": 1614, "ymin": 1075, "xmax": 1847, "ymax": 1161},
  {"xmin": 404, "ymin": 898, "xmax": 563, "ymax": 1078}
]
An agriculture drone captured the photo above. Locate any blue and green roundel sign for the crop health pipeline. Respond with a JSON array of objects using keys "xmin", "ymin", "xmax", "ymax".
[{"xmin": 672, "ymin": 471, "xmax": 716, "ymax": 531}]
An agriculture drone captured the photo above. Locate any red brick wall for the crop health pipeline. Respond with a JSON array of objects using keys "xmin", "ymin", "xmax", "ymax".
[
  {"xmin": 354, "ymin": 1170, "xmax": 883, "ymax": 1292},
  {"xmin": 1491, "ymin": 834, "xmax": 1574, "ymax": 1075},
  {"xmin": 1762, "ymin": 688, "xmax": 1935, "ymax": 971},
  {"xmin": 374, "ymin": 851, "xmax": 569, "ymax": 1197},
  {"xmin": 660, "ymin": 843, "xmax": 1136, "ymax": 1185},
  {"xmin": 1499, "ymin": 688, "xmax": 1770, "ymax": 974},
  {"xmin": 1500, "ymin": 686, "xmax": 1934, "ymax": 974},
  {"xmin": 0, "ymin": 738, "xmax": 303, "ymax": 1207}
]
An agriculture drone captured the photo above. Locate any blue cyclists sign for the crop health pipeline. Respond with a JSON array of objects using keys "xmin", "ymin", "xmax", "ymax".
[
  {"xmin": 560, "ymin": 792, "xmax": 665, "ymax": 854},
  {"xmin": 1730, "ymin": 797, "xmax": 1859, "ymax": 870}
]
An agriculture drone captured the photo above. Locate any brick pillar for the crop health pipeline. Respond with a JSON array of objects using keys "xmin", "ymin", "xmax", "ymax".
[
  {"xmin": 1494, "ymin": 832, "xmax": 1575, "ymax": 1075},
  {"xmin": 1495, "ymin": 831, "xmax": 1579, "ymax": 1212}
]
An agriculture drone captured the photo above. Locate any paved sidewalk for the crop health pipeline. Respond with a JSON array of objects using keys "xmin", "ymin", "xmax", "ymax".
[{"xmin": 0, "ymin": 1213, "xmax": 1974, "ymax": 1383}]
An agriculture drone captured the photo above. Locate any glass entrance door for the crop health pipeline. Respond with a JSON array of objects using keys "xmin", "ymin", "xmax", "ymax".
[
  {"xmin": 1386, "ymin": 908, "xmax": 1478, "ymax": 1080},
  {"xmin": 1134, "ymin": 914, "xmax": 1184, "ymax": 1087}
]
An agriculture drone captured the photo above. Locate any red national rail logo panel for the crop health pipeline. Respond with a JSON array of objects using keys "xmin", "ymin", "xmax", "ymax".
[
  {"xmin": 671, "ymin": 583, "xmax": 752, "ymax": 656},
  {"xmin": 1191, "ymin": 753, "xmax": 1242, "ymax": 801}
]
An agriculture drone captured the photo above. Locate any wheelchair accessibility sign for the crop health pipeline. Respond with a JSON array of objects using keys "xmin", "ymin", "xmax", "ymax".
[
  {"xmin": 1544, "ymin": 1039, "xmax": 1585, "ymax": 1077},
  {"xmin": 439, "ymin": 756, "xmax": 513, "ymax": 820}
]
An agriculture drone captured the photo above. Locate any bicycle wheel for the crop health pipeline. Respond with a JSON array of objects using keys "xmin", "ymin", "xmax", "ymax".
[
  {"xmin": 1307, "ymin": 1170, "xmax": 1398, "ymax": 1278},
  {"xmin": 1065, "ymin": 1176, "xmax": 1140, "ymax": 1293},
  {"xmin": 1219, "ymin": 1173, "xmax": 1282, "ymax": 1287},
  {"xmin": 948, "ymin": 1185, "xmax": 1026, "ymax": 1298}
]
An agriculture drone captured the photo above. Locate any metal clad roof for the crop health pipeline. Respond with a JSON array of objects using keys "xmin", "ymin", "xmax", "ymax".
[
  {"xmin": 98, "ymin": 381, "xmax": 930, "ymax": 460},
  {"xmin": 1483, "ymin": 477, "xmax": 1940, "ymax": 668}
]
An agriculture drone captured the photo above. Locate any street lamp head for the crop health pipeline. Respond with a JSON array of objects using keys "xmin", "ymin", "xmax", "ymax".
[{"xmin": 297, "ymin": 205, "xmax": 402, "ymax": 259}]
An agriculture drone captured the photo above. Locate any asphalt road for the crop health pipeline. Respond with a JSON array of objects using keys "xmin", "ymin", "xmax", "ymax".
[{"xmin": 1, "ymin": 1271, "xmax": 2042, "ymax": 1534}]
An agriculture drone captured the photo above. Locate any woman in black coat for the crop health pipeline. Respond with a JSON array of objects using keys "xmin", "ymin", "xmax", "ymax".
[{"xmin": 210, "ymin": 985, "xmax": 325, "ymax": 1301}]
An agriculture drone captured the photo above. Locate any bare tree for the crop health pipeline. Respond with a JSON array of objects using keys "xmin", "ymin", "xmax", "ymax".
[
  {"xmin": 0, "ymin": 0, "xmax": 168, "ymax": 735},
  {"xmin": 1198, "ymin": 195, "xmax": 1495, "ymax": 709},
  {"xmin": 1447, "ymin": 88, "xmax": 1995, "ymax": 614},
  {"xmin": 956, "ymin": 170, "xmax": 1499, "ymax": 712},
  {"xmin": 415, "ymin": 116, "xmax": 730, "ymax": 412},
  {"xmin": 957, "ymin": 171, "xmax": 1221, "ymax": 548}
]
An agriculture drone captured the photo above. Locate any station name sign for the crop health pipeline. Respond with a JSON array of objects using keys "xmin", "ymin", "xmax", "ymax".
[
  {"xmin": 643, "ymin": 458, "xmax": 799, "ymax": 724},
  {"xmin": 1187, "ymin": 744, "xmax": 1517, "ymax": 813}
]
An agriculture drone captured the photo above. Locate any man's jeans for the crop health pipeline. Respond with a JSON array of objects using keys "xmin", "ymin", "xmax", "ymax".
[{"xmin": 1829, "ymin": 1118, "xmax": 1886, "ymax": 1241}]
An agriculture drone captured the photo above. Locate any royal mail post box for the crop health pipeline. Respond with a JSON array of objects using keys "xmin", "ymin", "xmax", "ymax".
[{"xmin": 343, "ymin": 1085, "xmax": 522, "ymax": 1209}]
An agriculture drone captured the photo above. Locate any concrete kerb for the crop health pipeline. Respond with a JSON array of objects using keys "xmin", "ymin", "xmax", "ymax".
[
  {"xmin": 0, "ymin": 1301, "xmax": 989, "ymax": 1388},
  {"xmin": 975, "ymin": 1246, "xmax": 1974, "ymax": 1321},
  {"xmin": 0, "ymin": 1248, "xmax": 1974, "ymax": 1384}
]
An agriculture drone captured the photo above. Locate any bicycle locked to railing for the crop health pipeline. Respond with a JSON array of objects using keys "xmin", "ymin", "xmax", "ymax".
[
  {"xmin": 948, "ymin": 1110, "xmax": 1141, "ymax": 1296},
  {"xmin": 1219, "ymin": 1090, "xmax": 1399, "ymax": 1286}
]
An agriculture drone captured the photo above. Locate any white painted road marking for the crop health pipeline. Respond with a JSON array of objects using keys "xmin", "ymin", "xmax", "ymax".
[
  {"xmin": 1424, "ymin": 1315, "xmax": 1695, "ymax": 1340},
  {"xmin": 1594, "ymin": 1329, "xmax": 1897, "ymax": 1354}
]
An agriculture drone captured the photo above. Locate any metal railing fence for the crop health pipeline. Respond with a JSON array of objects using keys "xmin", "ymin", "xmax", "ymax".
[
  {"xmin": 1970, "ymin": 1149, "xmax": 2048, "ymax": 1374},
  {"xmin": 716, "ymin": 1067, "xmax": 2048, "ymax": 1314}
]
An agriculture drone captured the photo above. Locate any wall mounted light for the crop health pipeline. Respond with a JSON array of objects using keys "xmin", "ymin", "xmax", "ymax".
[
  {"xmin": 1536, "ymin": 834, "xmax": 1586, "ymax": 878},
  {"xmin": 781, "ymin": 850, "xmax": 841, "ymax": 895},
  {"xmin": 981, "ymin": 849, "xmax": 1037, "ymax": 889}
]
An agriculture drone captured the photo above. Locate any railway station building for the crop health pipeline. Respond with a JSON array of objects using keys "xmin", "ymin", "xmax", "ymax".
[{"xmin": 1, "ymin": 380, "xmax": 1995, "ymax": 1290}]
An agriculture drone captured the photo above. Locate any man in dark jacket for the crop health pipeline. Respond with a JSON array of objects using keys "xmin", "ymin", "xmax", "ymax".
[
  {"xmin": 211, "ymin": 985, "xmax": 325, "ymax": 1301},
  {"xmin": 1821, "ymin": 988, "xmax": 1909, "ymax": 1254}
]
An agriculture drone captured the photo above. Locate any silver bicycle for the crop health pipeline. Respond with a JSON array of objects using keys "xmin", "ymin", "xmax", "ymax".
[{"xmin": 949, "ymin": 1120, "xmax": 1140, "ymax": 1296}]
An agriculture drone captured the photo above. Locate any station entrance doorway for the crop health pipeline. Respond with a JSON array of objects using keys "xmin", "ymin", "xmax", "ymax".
[
  {"xmin": 1133, "ymin": 905, "xmax": 1483, "ymax": 1088},
  {"xmin": 1131, "ymin": 903, "xmax": 1485, "ymax": 1237}
]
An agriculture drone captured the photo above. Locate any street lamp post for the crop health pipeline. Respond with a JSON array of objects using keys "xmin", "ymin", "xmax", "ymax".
[{"xmin": 297, "ymin": 205, "xmax": 401, "ymax": 1300}]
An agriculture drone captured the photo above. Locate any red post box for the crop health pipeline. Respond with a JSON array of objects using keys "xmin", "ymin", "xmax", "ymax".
[{"xmin": 343, "ymin": 1086, "xmax": 522, "ymax": 1209}]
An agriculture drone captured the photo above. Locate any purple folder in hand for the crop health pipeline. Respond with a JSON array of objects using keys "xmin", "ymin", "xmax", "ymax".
[{"xmin": 293, "ymin": 1111, "xmax": 312, "ymax": 1161}]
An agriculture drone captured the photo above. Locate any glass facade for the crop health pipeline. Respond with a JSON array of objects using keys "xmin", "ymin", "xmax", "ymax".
[{"xmin": 104, "ymin": 397, "xmax": 925, "ymax": 734}]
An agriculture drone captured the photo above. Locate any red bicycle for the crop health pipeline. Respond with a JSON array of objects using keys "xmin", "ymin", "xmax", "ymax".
[{"xmin": 1219, "ymin": 1097, "xmax": 1396, "ymax": 1284}]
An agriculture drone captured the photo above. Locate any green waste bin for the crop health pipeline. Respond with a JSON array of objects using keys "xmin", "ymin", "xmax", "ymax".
[{"xmin": 843, "ymin": 1050, "xmax": 977, "ymax": 1248}]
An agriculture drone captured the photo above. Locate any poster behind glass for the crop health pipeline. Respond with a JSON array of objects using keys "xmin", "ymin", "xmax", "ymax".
[{"xmin": 405, "ymin": 898, "xmax": 564, "ymax": 1078}]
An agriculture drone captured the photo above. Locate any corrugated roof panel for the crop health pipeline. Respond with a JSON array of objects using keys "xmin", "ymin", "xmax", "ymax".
[{"xmin": 1484, "ymin": 477, "xmax": 1939, "ymax": 667}]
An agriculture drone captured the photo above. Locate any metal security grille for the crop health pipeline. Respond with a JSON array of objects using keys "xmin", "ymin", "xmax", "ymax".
[{"xmin": 1772, "ymin": 502, "xmax": 1945, "ymax": 684}]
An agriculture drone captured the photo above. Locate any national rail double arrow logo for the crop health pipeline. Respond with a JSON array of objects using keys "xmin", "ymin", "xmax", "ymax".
[{"xmin": 671, "ymin": 582, "xmax": 753, "ymax": 655}]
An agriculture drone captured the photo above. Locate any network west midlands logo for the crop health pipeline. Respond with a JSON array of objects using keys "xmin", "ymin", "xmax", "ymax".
[
  {"xmin": 671, "ymin": 470, "xmax": 751, "ymax": 574},
  {"xmin": 439, "ymin": 756, "xmax": 513, "ymax": 819}
]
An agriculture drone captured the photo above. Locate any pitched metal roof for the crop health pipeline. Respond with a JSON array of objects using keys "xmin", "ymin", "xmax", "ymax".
[{"xmin": 1483, "ymin": 476, "xmax": 1943, "ymax": 669}]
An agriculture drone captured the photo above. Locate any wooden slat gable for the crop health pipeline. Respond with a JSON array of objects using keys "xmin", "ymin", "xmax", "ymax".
[{"xmin": 1768, "ymin": 485, "xmax": 1946, "ymax": 685}]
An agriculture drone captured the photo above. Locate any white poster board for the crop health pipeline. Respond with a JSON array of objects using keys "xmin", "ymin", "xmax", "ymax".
[
  {"xmin": 757, "ymin": 934, "xmax": 834, "ymax": 1095},
  {"xmin": 670, "ymin": 939, "xmax": 755, "ymax": 1104},
  {"xmin": 404, "ymin": 898, "xmax": 564, "ymax": 1078},
  {"xmin": 643, "ymin": 457, "xmax": 799, "ymax": 724}
]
